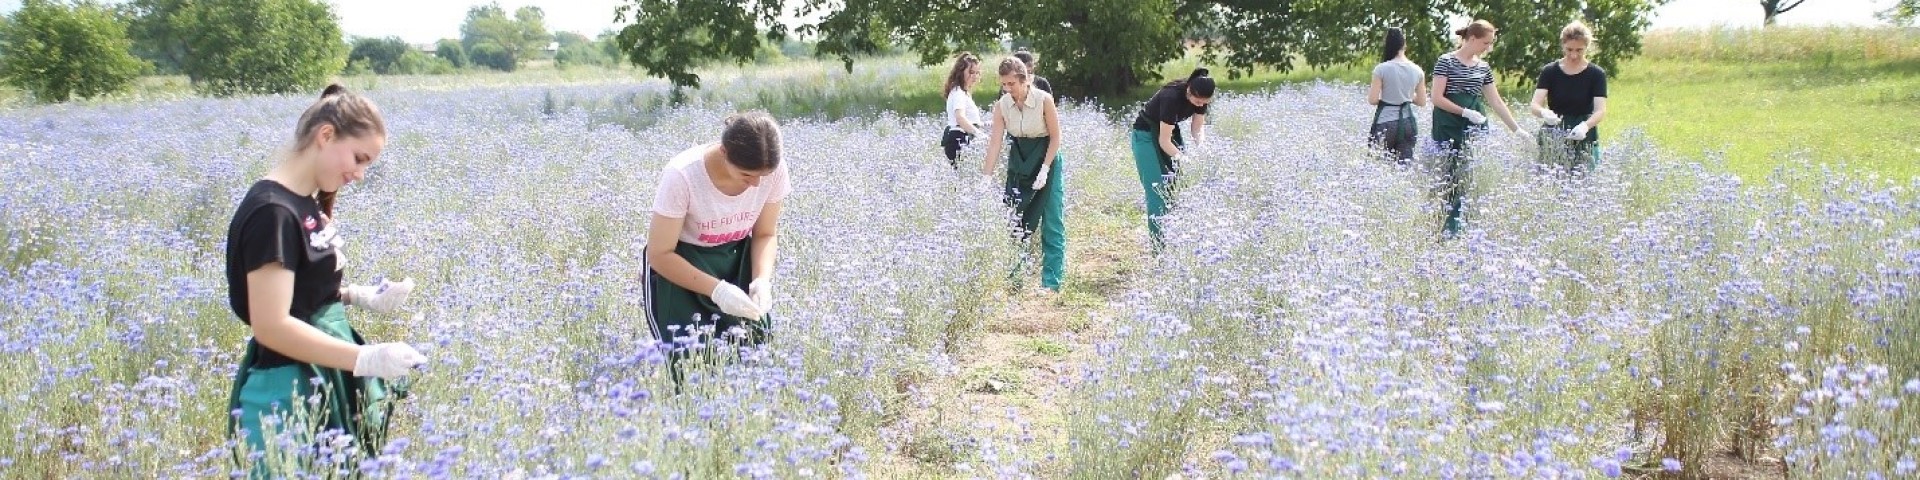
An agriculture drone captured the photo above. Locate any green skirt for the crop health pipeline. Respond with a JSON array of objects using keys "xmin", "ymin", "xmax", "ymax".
[
  {"xmin": 645, "ymin": 239, "xmax": 771, "ymax": 383},
  {"xmin": 228, "ymin": 302, "xmax": 399, "ymax": 476}
]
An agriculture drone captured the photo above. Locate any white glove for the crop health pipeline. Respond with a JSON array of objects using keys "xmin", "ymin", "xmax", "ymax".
[
  {"xmin": 1032, "ymin": 167, "xmax": 1050, "ymax": 190},
  {"xmin": 345, "ymin": 278, "xmax": 414, "ymax": 313},
  {"xmin": 353, "ymin": 342, "xmax": 427, "ymax": 379},
  {"xmin": 747, "ymin": 278, "xmax": 773, "ymax": 314},
  {"xmin": 1539, "ymin": 111, "xmax": 1562, "ymax": 125},
  {"xmin": 1461, "ymin": 109, "xmax": 1487, "ymax": 125},
  {"xmin": 1568, "ymin": 123, "xmax": 1591, "ymax": 139},
  {"xmin": 710, "ymin": 282, "xmax": 763, "ymax": 319}
]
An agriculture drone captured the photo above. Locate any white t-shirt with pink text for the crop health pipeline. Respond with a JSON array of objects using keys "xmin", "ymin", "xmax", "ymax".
[{"xmin": 651, "ymin": 144, "xmax": 790, "ymax": 247}]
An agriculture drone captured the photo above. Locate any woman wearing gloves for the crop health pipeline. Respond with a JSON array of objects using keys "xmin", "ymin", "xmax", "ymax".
[
  {"xmin": 223, "ymin": 84, "xmax": 424, "ymax": 472},
  {"xmin": 645, "ymin": 112, "xmax": 786, "ymax": 381},
  {"xmin": 1368, "ymin": 27, "xmax": 1428, "ymax": 165},
  {"xmin": 981, "ymin": 57, "xmax": 1067, "ymax": 293},
  {"xmin": 1430, "ymin": 20, "xmax": 1525, "ymax": 237},
  {"xmin": 1529, "ymin": 21, "xmax": 1609, "ymax": 173},
  {"xmin": 941, "ymin": 52, "xmax": 985, "ymax": 168},
  {"xmin": 1129, "ymin": 68, "xmax": 1214, "ymax": 250}
]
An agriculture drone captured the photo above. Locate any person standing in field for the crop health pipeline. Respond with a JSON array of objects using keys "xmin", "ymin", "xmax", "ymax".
[
  {"xmin": 941, "ymin": 52, "xmax": 986, "ymax": 168},
  {"xmin": 224, "ymin": 84, "xmax": 426, "ymax": 475},
  {"xmin": 1530, "ymin": 21, "xmax": 1610, "ymax": 173},
  {"xmin": 981, "ymin": 57, "xmax": 1067, "ymax": 293},
  {"xmin": 1128, "ymin": 68, "xmax": 1215, "ymax": 251},
  {"xmin": 1369, "ymin": 27, "xmax": 1429, "ymax": 165},
  {"xmin": 1430, "ymin": 19, "xmax": 1528, "ymax": 237},
  {"xmin": 644, "ymin": 112, "xmax": 786, "ymax": 384}
]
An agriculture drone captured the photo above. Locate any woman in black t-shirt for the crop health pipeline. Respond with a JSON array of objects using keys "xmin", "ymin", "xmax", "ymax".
[
  {"xmin": 223, "ymin": 84, "xmax": 426, "ymax": 474},
  {"xmin": 1529, "ymin": 21, "xmax": 1609, "ymax": 172},
  {"xmin": 1128, "ymin": 68, "xmax": 1215, "ymax": 251}
]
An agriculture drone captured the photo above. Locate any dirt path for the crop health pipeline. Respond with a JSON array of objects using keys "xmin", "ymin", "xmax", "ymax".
[{"xmin": 870, "ymin": 178, "xmax": 1150, "ymax": 478}]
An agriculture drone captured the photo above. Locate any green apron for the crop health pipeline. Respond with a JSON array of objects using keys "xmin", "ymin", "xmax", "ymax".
[
  {"xmin": 645, "ymin": 239, "xmax": 770, "ymax": 384},
  {"xmin": 1431, "ymin": 92, "xmax": 1487, "ymax": 236},
  {"xmin": 228, "ymin": 302, "xmax": 401, "ymax": 477},
  {"xmin": 1535, "ymin": 113, "xmax": 1600, "ymax": 173},
  {"xmin": 1004, "ymin": 136, "xmax": 1067, "ymax": 291},
  {"xmin": 1130, "ymin": 128, "xmax": 1182, "ymax": 251},
  {"xmin": 1372, "ymin": 101, "xmax": 1419, "ymax": 164}
]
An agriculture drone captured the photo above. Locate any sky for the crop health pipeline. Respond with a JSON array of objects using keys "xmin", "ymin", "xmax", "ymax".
[{"xmin": 0, "ymin": 0, "xmax": 1901, "ymax": 45}]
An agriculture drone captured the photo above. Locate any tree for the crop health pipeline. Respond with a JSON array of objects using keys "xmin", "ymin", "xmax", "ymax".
[
  {"xmin": 1880, "ymin": 0, "xmax": 1918, "ymax": 24},
  {"xmin": 1761, "ymin": 0, "xmax": 1809, "ymax": 25},
  {"xmin": 392, "ymin": 49, "xmax": 456, "ymax": 75},
  {"xmin": 348, "ymin": 36, "xmax": 411, "ymax": 75},
  {"xmin": 468, "ymin": 42, "xmax": 515, "ymax": 71},
  {"xmin": 554, "ymin": 31, "xmax": 614, "ymax": 68},
  {"xmin": 515, "ymin": 6, "xmax": 552, "ymax": 60},
  {"xmin": 121, "ymin": 0, "xmax": 189, "ymax": 73},
  {"xmin": 163, "ymin": 0, "xmax": 345, "ymax": 96},
  {"xmin": 612, "ymin": 0, "xmax": 1664, "ymax": 97},
  {"xmin": 612, "ymin": 0, "xmax": 785, "ymax": 88},
  {"xmin": 435, "ymin": 38, "xmax": 468, "ymax": 68},
  {"xmin": 460, "ymin": 3, "xmax": 549, "ymax": 70},
  {"xmin": 0, "ymin": 0, "xmax": 148, "ymax": 102},
  {"xmin": 1466, "ymin": 0, "xmax": 1662, "ymax": 83}
]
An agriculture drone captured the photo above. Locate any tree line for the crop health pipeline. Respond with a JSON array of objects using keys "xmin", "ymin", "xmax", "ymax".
[
  {"xmin": 0, "ymin": 0, "xmax": 623, "ymax": 102},
  {"xmin": 6, "ymin": 0, "xmax": 1914, "ymax": 103}
]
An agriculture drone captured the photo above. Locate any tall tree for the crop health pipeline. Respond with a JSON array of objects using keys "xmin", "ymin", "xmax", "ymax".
[
  {"xmin": 613, "ymin": 0, "xmax": 1664, "ymax": 97},
  {"xmin": 612, "ymin": 0, "xmax": 786, "ymax": 88},
  {"xmin": 460, "ymin": 2, "xmax": 549, "ymax": 70},
  {"xmin": 0, "ymin": 0, "xmax": 148, "ymax": 102},
  {"xmin": 121, "ymin": 0, "xmax": 189, "ymax": 73},
  {"xmin": 1878, "ymin": 0, "xmax": 1918, "ymax": 24}
]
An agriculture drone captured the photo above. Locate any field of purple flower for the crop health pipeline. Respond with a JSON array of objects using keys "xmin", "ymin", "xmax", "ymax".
[{"xmin": 1, "ymin": 78, "xmax": 1915, "ymax": 479}]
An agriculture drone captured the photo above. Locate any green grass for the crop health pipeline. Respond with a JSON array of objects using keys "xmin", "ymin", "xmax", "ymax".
[
  {"xmin": 1612, "ymin": 25, "xmax": 1920, "ymax": 184},
  {"xmin": 1123, "ymin": 27, "xmax": 1920, "ymax": 184}
]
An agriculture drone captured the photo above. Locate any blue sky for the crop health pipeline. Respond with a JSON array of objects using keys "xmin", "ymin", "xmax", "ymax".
[{"xmin": 0, "ymin": 0, "xmax": 1900, "ymax": 45}]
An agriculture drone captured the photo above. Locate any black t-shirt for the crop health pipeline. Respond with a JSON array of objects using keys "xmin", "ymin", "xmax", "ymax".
[
  {"xmin": 1535, "ymin": 61, "xmax": 1608, "ymax": 117},
  {"xmin": 1132, "ymin": 84, "xmax": 1208, "ymax": 132},
  {"xmin": 224, "ymin": 180, "xmax": 345, "ymax": 368}
]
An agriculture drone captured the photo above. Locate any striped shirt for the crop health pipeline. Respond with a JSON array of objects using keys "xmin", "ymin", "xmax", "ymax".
[{"xmin": 1433, "ymin": 53, "xmax": 1493, "ymax": 96}]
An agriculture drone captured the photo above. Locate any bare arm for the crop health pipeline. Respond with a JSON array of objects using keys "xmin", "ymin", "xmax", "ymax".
[
  {"xmin": 646, "ymin": 214, "xmax": 721, "ymax": 295},
  {"xmin": 1190, "ymin": 114, "xmax": 1206, "ymax": 143},
  {"xmin": 1432, "ymin": 76, "xmax": 1462, "ymax": 114},
  {"xmin": 1484, "ymin": 82, "xmax": 1521, "ymax": 132},
  {"xmin": 1529, "ymin": 89, "xmax": 1552, "ymax": 118},
  {"xmin": 1414, "ymin": 78, "xmax": 1429, "ymax": 107},
  {"xmin": 1041, "ymin": 97, "xmax": 1062, "ymax": 169},
  {"xmin": 1367, "ymin": 76, "xmax": 1384, "ymax": 106},
  {"xmin": 749, "ymin": 203, "xmax": 781, "ymax": 281},
  {"xmin": 248, "ymin": 266, "xmax": 361, "ymax": 372},
  {"xmin": 981, "ymin": 107, "xmax": 1008, "ymax": 176},
  {"xmin": 1157, "ymin": 122, "xmax": 1181, "ymax": 157},
  {"xmin": 1584, "ymin": 97, "xmax": 1608, "ymax": 127}
]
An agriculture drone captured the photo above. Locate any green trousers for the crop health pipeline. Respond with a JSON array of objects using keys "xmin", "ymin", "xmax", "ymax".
[
  {"xmin": 1129, "ymin": 128, "xmax": 1180, "ymax": 250},
  {"xmin": 1004, "ymin": 136, "xmax": 1066, "ymax": 291},
  {"xmin": 644, "ymin": 239, "xmax": 771, "ymax": 384},
  {"xmin": 228, "ymin": 302, "xmax": 398, "ymax": 478},
  {"xmin": 1431, "ymin": 92, "xmax": 1487, "ymax": 237}
]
